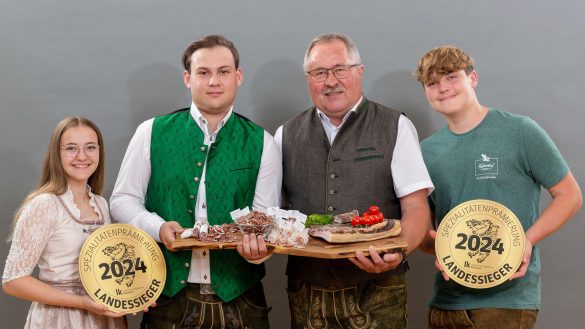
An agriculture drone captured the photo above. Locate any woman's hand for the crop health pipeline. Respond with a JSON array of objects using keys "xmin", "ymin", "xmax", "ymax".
[{"xmin": 81, "ymin": 296, "xmax": 125, "ymax": 317}]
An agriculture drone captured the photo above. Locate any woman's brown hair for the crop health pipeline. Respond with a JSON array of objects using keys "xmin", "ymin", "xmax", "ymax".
[{"xmin": 11, "ymin": 116, "xmax": 105, "ymax": 233}]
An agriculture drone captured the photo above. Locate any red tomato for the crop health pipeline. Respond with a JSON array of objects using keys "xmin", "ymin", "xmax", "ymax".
[
  {"xmin": 351, "ymin": 215, "xmax": 360, "ymax": 227},
  {"xmin": 359, "ymin": 216, "xmax": 366, "ymax": 226},
  {"xmin": 362, "ymin": 211, "xmax": 369, "ymax": 217},
  {"xmin": 368, "ymin": 206, "xmax": 380, "ymax": 215},
  {"xmin": 375, "ymin": 214, "xmax": 384, "ymax": 223},
  {"xmin": 363, "ymin": 216, "xmax": 372, "ymax": 226}
]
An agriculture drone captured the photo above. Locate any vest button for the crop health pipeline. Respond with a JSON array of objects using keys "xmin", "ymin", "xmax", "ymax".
[
  {"xmin": 330, "ymin": 174, "xmax": 336, "ymax": 179},
  {"xmin": 197, "ymin": 162, "xmax": 203, "ymax": 167},
  {"xmin": 184, "ymin": 262, "xmax": 190, "ymax": 268},
  {"xmin": 189, "ymin": 195, "xmax": 195, "ymax": 199},
  {"xmin": 329, "ymin": 189, "xmax": 335, "ymax": 195},
  {"xmin": 200, "ymin": 146, "xmax": 206, "ymax": 152},
  {"xmin": 180, "ymin": 280, "xmax": 186, "ymax": 285},
  {"xmin": 194, "ymin": 177, "xmax": 199, "ymax": 182},
  {"xmin": 188, "ymin": 209, "xmax": 193, "ymax": 214},
  {"xmin": 328, "ymin": 206, "xmax": 333, "ymax": 211}
]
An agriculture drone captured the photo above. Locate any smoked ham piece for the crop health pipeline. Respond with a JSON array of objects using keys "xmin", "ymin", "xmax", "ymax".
[{"xmin": 308, "ymin": 219, "xmax": 401, "ymax": 243}]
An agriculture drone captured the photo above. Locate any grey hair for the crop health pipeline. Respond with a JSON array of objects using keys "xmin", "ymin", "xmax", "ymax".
[{"xmin": 303, "ymin": 33, "xmax": 362, "ymax": 71}]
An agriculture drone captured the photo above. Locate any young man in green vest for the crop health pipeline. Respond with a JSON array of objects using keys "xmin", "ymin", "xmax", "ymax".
[
  {"xmin": 275, "ymin": 33, "xmax": 434, "ymax": 328},
  {"xmin": 416, "ymin": 45, "xmax": 582, "ymax": 329},
  {"xmin": 111, "ymin": 35, "xmax": 282, "ymax": 328}
]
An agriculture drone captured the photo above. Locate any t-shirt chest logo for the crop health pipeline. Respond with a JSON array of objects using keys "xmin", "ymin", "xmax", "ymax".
[{"xmin": 475, "ymin": 154, "xmax": 498, "ymax": 180}]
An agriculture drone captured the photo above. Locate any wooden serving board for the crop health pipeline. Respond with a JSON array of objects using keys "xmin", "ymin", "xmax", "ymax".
[{"xmin": 170, "ymin": 221, "xmax": 407, "ymax": 259}]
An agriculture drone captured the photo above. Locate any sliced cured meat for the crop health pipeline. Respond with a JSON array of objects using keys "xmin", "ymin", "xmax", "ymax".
[
  {"xmin": 308, "ymin": 219, "xmax": 401, "ymax": 243},
  {"xmin": 333, "ymin": 210, "xmax": 359, "ymax": 224}
]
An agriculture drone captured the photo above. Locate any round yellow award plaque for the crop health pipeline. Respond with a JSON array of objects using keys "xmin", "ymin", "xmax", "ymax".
[
  {"xmin": 435, "ymin": 199, "xmax": 525, "ymax": 289},
  {"xmin": 79, "ymin": 224, "xmax": 166, "ymax": 313}
]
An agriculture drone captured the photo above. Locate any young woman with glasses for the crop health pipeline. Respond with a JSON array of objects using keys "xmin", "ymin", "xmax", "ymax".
[{"xmin": 2, "ymin": 116, "xmax": 127, "ymax": 328}]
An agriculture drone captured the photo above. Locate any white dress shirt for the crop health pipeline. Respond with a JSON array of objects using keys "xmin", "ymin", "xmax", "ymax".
[
  {"xmin": 274, "ymin": 97, "xmax": 433, "ymax": 198},
  {"xmin": 111, "ymin": 103, "xmax": 282, "ymax": 284}
]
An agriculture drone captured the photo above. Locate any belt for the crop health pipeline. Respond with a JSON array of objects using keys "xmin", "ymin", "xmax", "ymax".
[
  {"xmin": 43, "ymin": 279, "xmax": 84, "ymax": 289},
  {"xmin": 187, "ymin": 282, "xmax": 216, "ymax": 295}
]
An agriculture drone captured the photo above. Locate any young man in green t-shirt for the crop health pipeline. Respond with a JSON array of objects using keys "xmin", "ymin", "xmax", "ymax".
[{"xmin": 415, "ymin": 45, "xmax": 582, "ymax": 329}]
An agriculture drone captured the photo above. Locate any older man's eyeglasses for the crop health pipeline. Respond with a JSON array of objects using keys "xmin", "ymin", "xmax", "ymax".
[
  {"xmin": 306, "ymin": 64, "xmax": 361, "ymax": 82},
  {"xmin": 60, "ymin": 143, "xmax": 100, "ymax": 158}
]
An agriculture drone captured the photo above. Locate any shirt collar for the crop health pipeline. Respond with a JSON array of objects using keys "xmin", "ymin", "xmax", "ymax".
[
  {"xmin": 189, "ymin": 102, "xmax": 233, "ymax": 136},
  {"xmin": 61, "ymin": 185, "xmax": 99, "ymax": 218},
  {"xmin": 316, "ymin": 95, "xmax": 364, "ymax": 127}
]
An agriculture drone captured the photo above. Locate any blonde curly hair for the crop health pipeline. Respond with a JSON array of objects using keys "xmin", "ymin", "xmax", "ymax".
[{"xmin": 415, "ymin": 45, "xmax": 475, "ymax": 85}]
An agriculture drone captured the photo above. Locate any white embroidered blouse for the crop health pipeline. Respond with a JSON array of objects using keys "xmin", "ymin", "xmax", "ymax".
[{"xmin": 2, "ymin": 187, "xmax": 110, "ymax": 284}]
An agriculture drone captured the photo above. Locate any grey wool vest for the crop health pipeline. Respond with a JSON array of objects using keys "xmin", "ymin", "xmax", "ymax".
[{"xmin": 282, "ymin": 98, "xmax": 406, "ymax": 287}]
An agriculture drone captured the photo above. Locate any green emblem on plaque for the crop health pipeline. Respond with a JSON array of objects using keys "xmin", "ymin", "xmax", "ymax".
[
  {"xmin": 435, "ymin": 199, "xmax": 525, "ymax": 289},
  {"xmin": 79, "ymin": 224, "xmax": 166, "ymax": 313}
]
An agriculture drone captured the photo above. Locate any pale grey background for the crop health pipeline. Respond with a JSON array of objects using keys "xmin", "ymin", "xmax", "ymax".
[{"xmin": 1, "ymin": 1, "xmax": 583, "ymax": 328}]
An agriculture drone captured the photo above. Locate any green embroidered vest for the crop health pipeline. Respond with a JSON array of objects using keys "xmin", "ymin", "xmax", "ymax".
[{"xmin": 145, "ymin": 109, "xmax": 265, "ymax": 301}]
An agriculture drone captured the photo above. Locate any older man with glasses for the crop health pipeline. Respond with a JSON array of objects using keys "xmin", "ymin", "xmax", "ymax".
[{"xmin": 274, "ymin": 33, "xmax": 434, "ymax": 328}]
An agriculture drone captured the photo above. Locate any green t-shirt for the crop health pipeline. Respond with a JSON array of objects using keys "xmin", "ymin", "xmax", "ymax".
[{"xmin": 421, "ymin": 108, "xmax": 569, "ymax": 310}]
